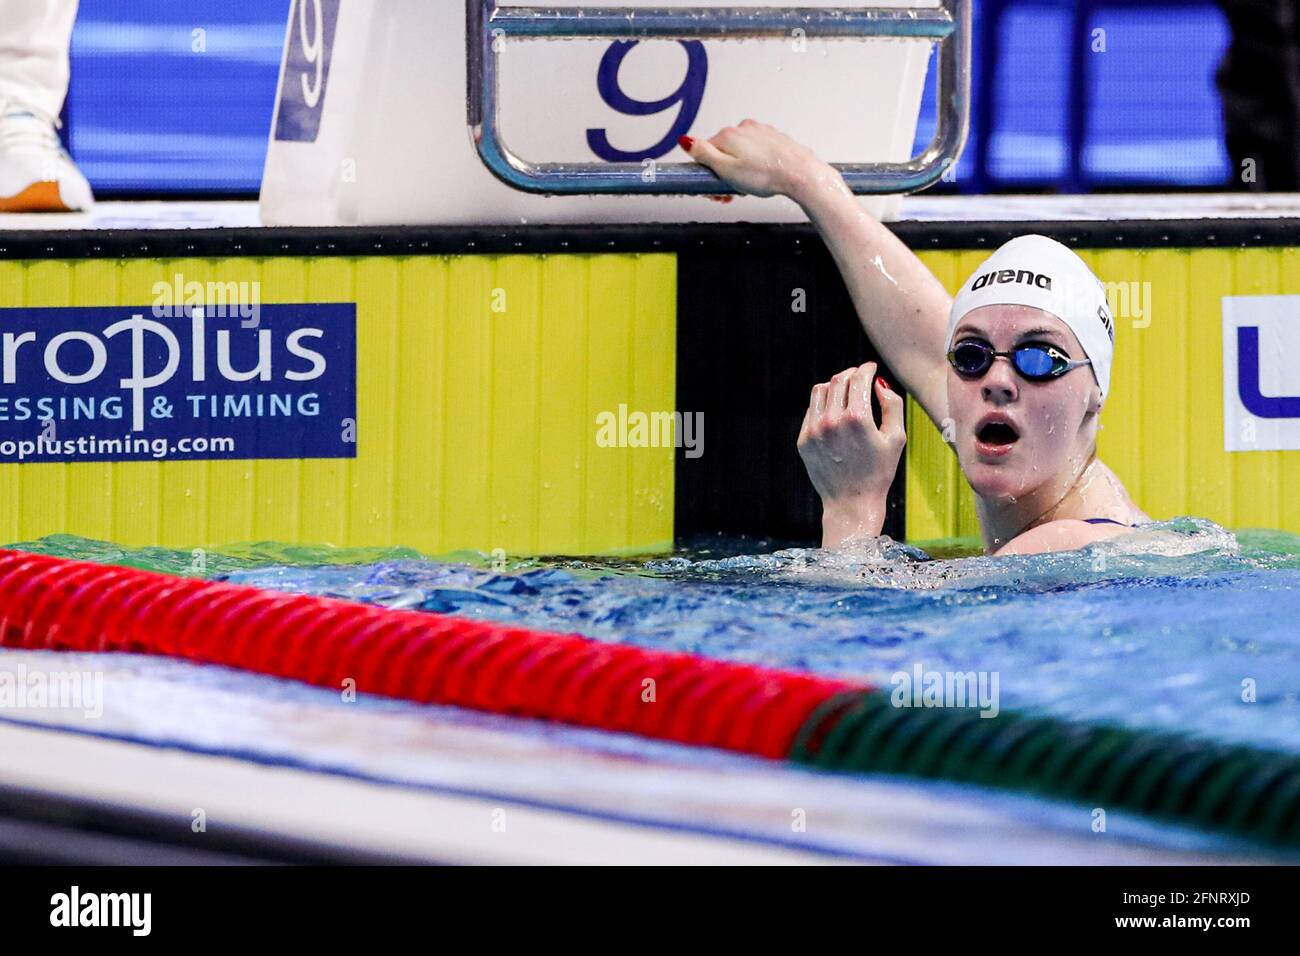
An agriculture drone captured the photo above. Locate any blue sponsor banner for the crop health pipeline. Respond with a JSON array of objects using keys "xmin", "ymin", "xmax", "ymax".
[
  {"xmin": 0, "ymin": 303, "xmax": 356, "ymax": 464},
  {"xmin": 273, "ymin": 0, "xmax": 341, "ymax": 143}
]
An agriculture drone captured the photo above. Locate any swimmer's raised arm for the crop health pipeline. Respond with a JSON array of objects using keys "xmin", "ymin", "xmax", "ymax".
[{"xmin": 682, "ymin": 121, "xmax": 952, "ymax": 430}]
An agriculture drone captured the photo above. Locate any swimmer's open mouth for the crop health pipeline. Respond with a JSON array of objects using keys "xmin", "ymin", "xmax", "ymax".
[
  {"xmin": 975, "ymin": 414, "xmax": 1021, "ymax": 449},
  {"xmin": 978, "ymin": 422, "xmax": 1019, "ymax": 444}
]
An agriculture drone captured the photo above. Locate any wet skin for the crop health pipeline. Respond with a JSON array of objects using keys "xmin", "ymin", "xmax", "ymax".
[
  {"xmin": 946, "ymin": 305, "xmax": 1149, "ymax": 554},
  {"xmin": 681, "ymin": 120, "xmax": 1148, "ymax": 555}
]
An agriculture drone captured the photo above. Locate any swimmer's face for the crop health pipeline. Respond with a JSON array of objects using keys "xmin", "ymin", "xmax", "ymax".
[{"xmin": 946, "ymin": 305, "xmax": 1102, "ymax": 501}]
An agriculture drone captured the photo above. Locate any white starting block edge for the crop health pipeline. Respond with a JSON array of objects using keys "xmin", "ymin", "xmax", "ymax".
[
  {"xmin": 258, "ymin": 0, "xmax": 940, "ymax": 226},
  {"xmin": 1, "ymin": 195, "xmax": 1300, "ymax": 262}
]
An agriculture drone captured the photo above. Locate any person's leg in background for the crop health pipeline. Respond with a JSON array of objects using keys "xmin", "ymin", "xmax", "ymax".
[
  {"xmin": 0, "ymin": 0, "xmax": 92, "ymax": 211},
  {"xmin": 1216, "ymin": 0, "xmax": 1300, "ymax": 191}
]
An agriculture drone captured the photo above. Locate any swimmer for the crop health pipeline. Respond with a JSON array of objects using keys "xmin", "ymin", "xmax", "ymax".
[{"xmin": 680, "ymin": 122, "xmax": 1150, "ymax": 556}]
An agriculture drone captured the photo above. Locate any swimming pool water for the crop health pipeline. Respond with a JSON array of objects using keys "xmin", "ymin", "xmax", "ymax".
[{"xmin": 13, "ymin": 517, "xmax": 1300, "ymax": 755}]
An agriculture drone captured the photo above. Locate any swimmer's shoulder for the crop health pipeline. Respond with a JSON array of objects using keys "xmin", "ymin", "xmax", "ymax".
[{"xmin": 994, "ymin": 517, "xmax": 1137, "ymax": 556}]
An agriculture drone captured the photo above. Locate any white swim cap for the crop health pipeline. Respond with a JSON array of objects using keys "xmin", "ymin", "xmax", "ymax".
[{"xmin": 945, "ymin": 235, "xmax": 1115, "ymax": 398}]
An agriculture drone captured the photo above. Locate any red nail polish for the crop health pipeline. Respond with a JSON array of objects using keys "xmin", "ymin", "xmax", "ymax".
[
  {"xmin": 678, "ymin": 135, "xmax": 695, "ymax": 151},
  {"xmin": 876, "ymin": 376, "xmax": 890, "ymax": 391}
]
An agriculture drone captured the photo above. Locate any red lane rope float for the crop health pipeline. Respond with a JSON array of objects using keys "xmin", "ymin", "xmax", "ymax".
[{"xmin": 0, "ymin": 550, "xmax": 861, "ymax": 760}]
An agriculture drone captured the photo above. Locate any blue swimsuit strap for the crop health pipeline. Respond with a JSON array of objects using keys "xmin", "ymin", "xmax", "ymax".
[{"xmin": 1082, "ymin": 517, "xmax": 1132, "ymax": 527}]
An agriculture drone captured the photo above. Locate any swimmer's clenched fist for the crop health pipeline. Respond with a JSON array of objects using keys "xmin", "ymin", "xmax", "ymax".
[{"xmin": 797, "ymin": 361, "xmax": 906, "ymax": 549}]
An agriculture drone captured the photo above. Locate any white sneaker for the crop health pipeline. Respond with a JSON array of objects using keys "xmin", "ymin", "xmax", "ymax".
[{"xmin": 0, "ymin": 108, "xmax": 94, "ymax": 212}]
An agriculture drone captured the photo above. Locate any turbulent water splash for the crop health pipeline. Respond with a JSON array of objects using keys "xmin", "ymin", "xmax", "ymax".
[
  {"xmin": 8, "ymin": 519, "xmax": 1300, "ymax": 753},
  {"xmin": 731, "ymin": 516, "xmax": 1254, "ymax": 590}
]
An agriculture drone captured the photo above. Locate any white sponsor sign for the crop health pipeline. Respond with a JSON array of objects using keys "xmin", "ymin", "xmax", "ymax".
[{"xmin": 1222, "ymin": 295, "xmax": 1300, "ymax": 451}]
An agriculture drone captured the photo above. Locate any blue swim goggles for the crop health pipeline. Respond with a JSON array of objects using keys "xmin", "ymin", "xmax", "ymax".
[{"xmin": 947, "ymin": 338, "xmax": 1092, "ymax": 382}]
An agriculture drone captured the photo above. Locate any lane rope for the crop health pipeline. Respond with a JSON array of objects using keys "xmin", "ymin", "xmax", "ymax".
[
  {"xmin": 0, "ymin": 549, "xmax": 855, "ymax": 759},
  {"xmin": 3, "ymin": 548, "xmax": 1298, "ymax": 850}
]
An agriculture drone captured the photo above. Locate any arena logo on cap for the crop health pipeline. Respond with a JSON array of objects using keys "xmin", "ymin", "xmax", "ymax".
[
  {"xmin": 1222, "ymin": 295, "xmax": 1300, "ymax": 451},
  {"xmin": 970, "ymin": 268, "xmax": 1053, "ymax": 292},
  {"xmin": 1098, "ymin": 303, "xmax": 1115, "ymax": 340}
]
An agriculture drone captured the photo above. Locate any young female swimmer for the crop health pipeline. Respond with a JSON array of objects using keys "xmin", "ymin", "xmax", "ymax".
[{"xmin": 679, "ymin": 122, "xmax": 1150, "ymax": 556}]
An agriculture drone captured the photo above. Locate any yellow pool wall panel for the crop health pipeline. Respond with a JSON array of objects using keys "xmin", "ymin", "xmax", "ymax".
[
  {"xmin": 0, "ymin": 253, "xmax": 677, "ymax": 556},
  {"xmin": 906, "ymin": 246, "xmax": 1300, "ymax": 541}
]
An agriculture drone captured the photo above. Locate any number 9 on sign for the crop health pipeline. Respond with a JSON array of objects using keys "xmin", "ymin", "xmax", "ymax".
[
  {"xmin": 274, "ymin": 0, "xmax": 340, "ymax": 143},
  {"xmin": 299, "ymin": 0, "xmax": 325, "ymax": 108},
  {"xmin": 587, "ymin": 41, "xmax": 708, "ymax": 162}
]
